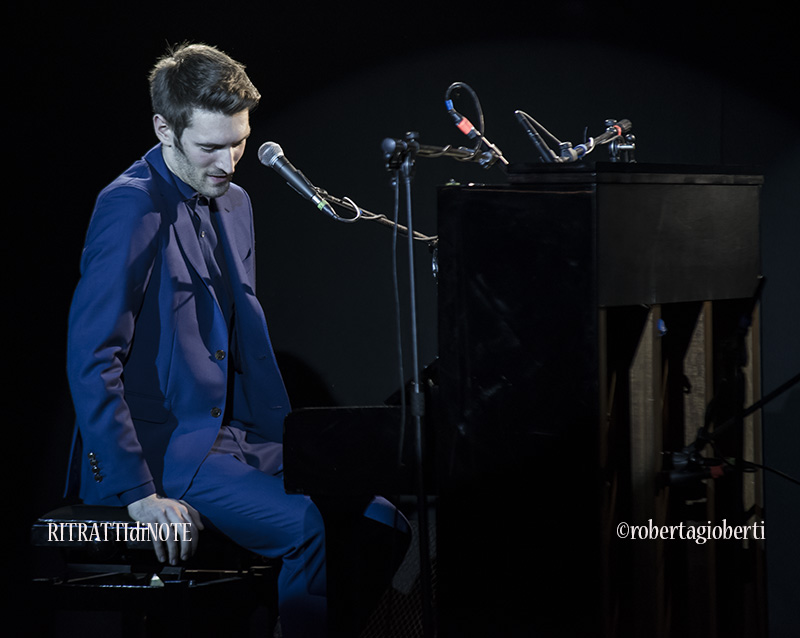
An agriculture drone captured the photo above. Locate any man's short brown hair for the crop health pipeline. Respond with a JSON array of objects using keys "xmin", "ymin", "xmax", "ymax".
[{"xmin": 149, "ymin": 43, "xmax": 260, "ymax": 142}]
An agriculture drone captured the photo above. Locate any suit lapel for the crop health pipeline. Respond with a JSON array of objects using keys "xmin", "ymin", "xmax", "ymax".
[
  {"xmin": 213, "ymin": 198, "xmax": 248, "ymax": 292},
  {"xmin": 214, "ymin": 196, "xmax": 270, "ymax": 363}
]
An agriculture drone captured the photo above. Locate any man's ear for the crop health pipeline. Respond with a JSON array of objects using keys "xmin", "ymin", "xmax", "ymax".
[{"xmin": 153, "ymin": 114, "xmax": 174, "ymax": 146}]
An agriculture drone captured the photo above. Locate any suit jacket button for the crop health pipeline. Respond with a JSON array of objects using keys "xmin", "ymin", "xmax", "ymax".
[
  {"xmin": 94, "ymin": 474, "xmax": 103, "ymax": 482},
  {"xmin": 215, "ymin": 350, "xmax": 226, "ymax": 360},
  {"xmin": 211, "ymin": 407, "xmax": 222, "ymax": 418}
]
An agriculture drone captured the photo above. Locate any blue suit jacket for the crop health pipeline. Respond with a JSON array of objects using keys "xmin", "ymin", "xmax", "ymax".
[{"xmin": 66, "ymin": 145, "xmax": 290, "ymax": 506}]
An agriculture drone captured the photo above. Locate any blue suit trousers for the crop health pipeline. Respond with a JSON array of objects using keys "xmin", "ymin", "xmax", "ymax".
[{"xmin": 182, "ymin": 423, "xmax": 409, "ymax": 637}]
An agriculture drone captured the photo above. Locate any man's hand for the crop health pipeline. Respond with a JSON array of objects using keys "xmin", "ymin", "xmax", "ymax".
[{"xmin": 127, "ymin": 494, "xmax": 204, "ymax": 565}]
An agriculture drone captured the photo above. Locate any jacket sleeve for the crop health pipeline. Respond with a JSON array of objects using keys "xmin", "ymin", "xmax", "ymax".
[{"xmin": 67, "ymin": 182, "xmax": 163, "ymax": 504}]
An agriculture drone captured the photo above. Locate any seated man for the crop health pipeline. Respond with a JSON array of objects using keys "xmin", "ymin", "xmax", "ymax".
[{"xmin": 65, "ymin": 42, "xmax": 409, "ymax": 637}]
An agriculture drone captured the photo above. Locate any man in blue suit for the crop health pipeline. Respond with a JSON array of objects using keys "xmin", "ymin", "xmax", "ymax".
[{"xmin": 66, "ymin": 43, "xmax": 408, "ymax": 637}]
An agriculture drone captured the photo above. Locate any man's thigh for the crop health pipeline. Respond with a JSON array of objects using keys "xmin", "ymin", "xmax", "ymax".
[{"xmin": 182, "ymin": 428, "xmax": 323, "ymax": 559}]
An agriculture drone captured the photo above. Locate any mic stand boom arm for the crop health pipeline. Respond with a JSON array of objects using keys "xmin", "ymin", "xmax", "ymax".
[
  {"xmin": 313, "ymin": 187, "xmax": 438, "ymax": 244},
  {"xmin": 416, "ymin": 142, "xmax": 504, "ymax": 169}
]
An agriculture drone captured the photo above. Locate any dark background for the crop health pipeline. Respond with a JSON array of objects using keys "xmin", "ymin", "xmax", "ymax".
[{"xmin": 11, "ymin": 1, "xmax": 798, "ymax": 635}]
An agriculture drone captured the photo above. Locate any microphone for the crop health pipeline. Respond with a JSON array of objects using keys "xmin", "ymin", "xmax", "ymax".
[
  {"xmin": 590, "ymin": 119, "xmax": 632, "ymax": 147},
  {"xmin": 445, "ymin": 102, "xmax": 479, "ymax": 139},
  {"xmin": 514, "ymin": 110, "xmax": 557, "ymax": 163},
  {"xmin": 258, "ymin": 142, "xmax": 336, "ymax": 219},
  {"xmin": 444, "ymin": 102, "xmax": 509, "ymax": 166}
]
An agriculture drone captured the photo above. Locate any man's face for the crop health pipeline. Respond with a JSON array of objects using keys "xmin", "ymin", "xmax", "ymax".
[{"xmin": 158, "ymin": 108, "xmax": 251, "ymax": 198}]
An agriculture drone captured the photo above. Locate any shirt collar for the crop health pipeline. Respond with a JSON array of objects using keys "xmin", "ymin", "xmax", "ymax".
[{"xmin": 143, "ymin": 143, "xmax": 202, "ymax": 203}]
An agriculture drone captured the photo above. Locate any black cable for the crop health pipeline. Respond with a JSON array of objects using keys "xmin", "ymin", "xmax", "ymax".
[
  {"xmin": 740, "ymin": 460, "xmax": 800, "ymax": 486},
  {"xmin": 684, "ymin": 371, "xmax": 800, "ymax": 487}
]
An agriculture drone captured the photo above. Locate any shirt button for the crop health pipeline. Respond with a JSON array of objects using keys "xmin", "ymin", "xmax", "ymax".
[
  {"xmin": 210, "ymin": 407, "xmax": 222, "ymax": 418},
  {"xmin": 200, "ymin": 230, "xmax": 207, "ymax": 238},
  {"xmin": 215, "ymin": 350, "xmax": 226, "ymax": 360}
]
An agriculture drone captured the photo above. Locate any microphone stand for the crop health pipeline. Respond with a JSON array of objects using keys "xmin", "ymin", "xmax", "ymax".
[{"xmin": 384, "ymin": 132, "xmax": 436, "ymax": 638}]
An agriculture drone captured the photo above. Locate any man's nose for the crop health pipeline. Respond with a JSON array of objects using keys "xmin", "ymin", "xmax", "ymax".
[{"xmin": 216, "ymin": 148, "xmax": 236, "ymax": 173}]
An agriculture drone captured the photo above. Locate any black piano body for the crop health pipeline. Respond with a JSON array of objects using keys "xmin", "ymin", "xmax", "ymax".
[{"xmin": 284, "ymin": 162, "xmax": 763, "ymax": 637}]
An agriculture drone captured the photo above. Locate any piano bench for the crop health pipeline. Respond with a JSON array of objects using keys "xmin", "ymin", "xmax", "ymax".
[{"xmin": 30, "ymin": 503, "xmax": 279, "ymax": 637}]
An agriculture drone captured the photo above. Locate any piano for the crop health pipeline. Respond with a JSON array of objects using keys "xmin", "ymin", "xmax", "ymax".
[{"xmin": 283, "ymin": 162, "xmax": 764, "ymax": 638}]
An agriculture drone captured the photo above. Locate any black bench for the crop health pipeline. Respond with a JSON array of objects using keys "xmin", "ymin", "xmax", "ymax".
[{"xmin": 30, "ymin": 503, "xmax": 280, "ymax": 637}]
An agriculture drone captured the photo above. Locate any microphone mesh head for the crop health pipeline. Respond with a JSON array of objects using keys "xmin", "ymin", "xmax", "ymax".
[{"xmin": 258, "ymin": 141, "xmax": 284, "ymax": 167}]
